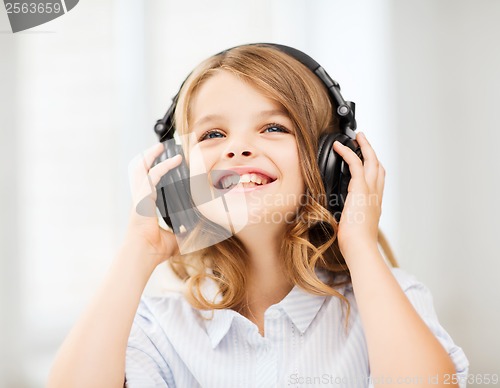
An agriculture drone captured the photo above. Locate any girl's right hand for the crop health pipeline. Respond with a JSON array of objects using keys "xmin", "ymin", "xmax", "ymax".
[{"xmin": 124, "ymin": 142, "xmax": 183, "ymax": 268}]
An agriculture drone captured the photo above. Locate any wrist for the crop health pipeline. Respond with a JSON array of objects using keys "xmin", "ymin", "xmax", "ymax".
[
  {"xmin": 115, "ymin": 238, "xmax": 160, "ymax": 277},
  {"xmin": 340, "ymin": 240, "xmax": 380, "ymax": 267}
]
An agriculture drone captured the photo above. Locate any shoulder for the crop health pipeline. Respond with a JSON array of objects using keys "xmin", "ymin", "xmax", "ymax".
[
  {"xmin": 126, "ymin": 292, "xmax": 190, "ymax": 386},
  {"xmin": 387, "ymin": 267, "xmax": 440, "ymax": 319},
  {"xmin": 134, "ymin": 290, "xmax": 197, "ymax": 329},
  {"xmin": 389, "ymin": 267, "xmax": 470, "ymax": 377},
  {"xmin": 341, "ymin": 266, "xmax": 441, "ymax": 326},
  {"xmin": 340, "ymin": 267, "xmax": 425, "ymax": 297},
  {"xmin": 136, "ymin": 291, "xmax": 184, "ymax": 316},
  {"xmin": 128, "ymin": 290, "xmax": 208, "ymax": 355},
  {"xmin": 390, "ymin": 267, "xmax": 425, "ymax": 291}
]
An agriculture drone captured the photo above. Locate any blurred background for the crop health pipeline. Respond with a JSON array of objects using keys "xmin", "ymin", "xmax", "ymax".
[{"xmin": 1, "ymin": 0, "xmax": 499, "ymax": 386}]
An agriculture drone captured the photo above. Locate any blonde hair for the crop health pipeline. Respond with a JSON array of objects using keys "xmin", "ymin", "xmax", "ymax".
[{"xmin": 168, "ymin": 44, "xmax": 398, "ymax": 321}]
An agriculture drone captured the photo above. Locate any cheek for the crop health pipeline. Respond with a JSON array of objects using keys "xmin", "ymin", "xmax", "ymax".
[
  {"xmin": 280, "ymin": 147, "xmax": 304, "ymax": 186},
  {"xmin": 269, "ymin": 151, "xmax": 306, "ymax": 210},
  {"xmin": 188, "ymin": 144, "xmax": 218, "ymax": 177}
]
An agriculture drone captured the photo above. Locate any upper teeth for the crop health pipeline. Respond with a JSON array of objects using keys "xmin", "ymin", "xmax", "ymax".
[{"xmin": 220, "ymin": 173, "xmax": 270, "ymax": 189}]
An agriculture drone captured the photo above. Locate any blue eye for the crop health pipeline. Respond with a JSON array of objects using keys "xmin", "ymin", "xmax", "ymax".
[
  {"xmin": 199, "ymin": 130, "xmax": 225, "ymax": 141},
  {"xmin": 263, "ymin": 124, "xmax": 289, "ymax": 133},
  {"xmin": 199, "ymin": 124, "xmax": 290, "ymax": 141}
]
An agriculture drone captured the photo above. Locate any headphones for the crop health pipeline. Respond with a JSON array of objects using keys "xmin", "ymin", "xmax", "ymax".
[{"xmin": 152, "ymin": 43, "xmax": 363, "ymax": 234}]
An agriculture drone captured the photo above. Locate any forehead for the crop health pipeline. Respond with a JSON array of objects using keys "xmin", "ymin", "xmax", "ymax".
[{"xmin": 189, "ymin": 70, "xmax": 285, "ymax": 124}]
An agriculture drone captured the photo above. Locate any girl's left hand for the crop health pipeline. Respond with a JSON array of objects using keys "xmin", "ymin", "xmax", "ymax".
[{"xmin": 332, "ymin": 132, "xmax": 385, "ymax": 262}]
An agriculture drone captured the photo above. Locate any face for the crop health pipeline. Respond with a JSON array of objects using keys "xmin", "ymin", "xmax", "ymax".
[{"xmin": 186, "ymin": 70, "xmax": 305, "ymax": 235}]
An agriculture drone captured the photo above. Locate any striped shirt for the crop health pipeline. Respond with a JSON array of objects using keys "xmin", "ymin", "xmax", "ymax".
[{"xmin": 125, "ymin": 267, "xmax": 469, "ymax": 387}]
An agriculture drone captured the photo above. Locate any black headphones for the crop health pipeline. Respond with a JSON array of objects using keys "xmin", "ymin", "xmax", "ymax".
[{"xmin": 152, "ymin": 43, "xmax": 363, "ymax": 234}]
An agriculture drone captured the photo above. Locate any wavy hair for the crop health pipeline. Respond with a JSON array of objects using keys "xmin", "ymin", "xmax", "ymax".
[{"xmin": 167, "ymin": 44, "xmax": 398, "ymax": 323}]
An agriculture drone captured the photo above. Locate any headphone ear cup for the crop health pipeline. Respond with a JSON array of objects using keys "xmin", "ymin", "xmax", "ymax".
[
  {"xmin": 317, "ymin": 133, "xmax": 363, "ymax": 221},
  {"xmin": 318, "ymin": 133, "xmax": 343, "ymax": 219},
  {"xmin": 154, "ymin": 142, "xmax": 197, "ymax": 233}
]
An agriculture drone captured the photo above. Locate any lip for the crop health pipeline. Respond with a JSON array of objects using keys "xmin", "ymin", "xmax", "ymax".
[{"xmin": 210, "ymin": 166, "xmax": 278, "ymax": 192}]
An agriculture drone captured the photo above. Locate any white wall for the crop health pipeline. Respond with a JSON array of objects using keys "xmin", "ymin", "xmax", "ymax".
[
  {"xmin": 1, "ymin": 0, "xmax": 497, "ymax": 386},
  {"xmin": 391, "ymin": 0, "xmax": 500, "ymax": 377},
  {"xmin": 1, "ymin": 8, "xmax": 23, "ymax": 386},
  {"xmin": 1, "ymin": 1, "xmax": 120, "ymax": 385}
]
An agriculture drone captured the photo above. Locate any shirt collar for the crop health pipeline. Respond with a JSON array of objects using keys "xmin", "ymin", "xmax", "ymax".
[
  {"xmin": 278, "ymin": 268, "xmax": 330, "ymax": 335},
  {"xmin": 197, "ymin": 268, "xmax": 338, "ymax": 349}
]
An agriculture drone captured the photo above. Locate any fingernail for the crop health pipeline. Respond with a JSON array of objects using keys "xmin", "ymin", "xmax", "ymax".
[{"xmin": 358, "ymin": 132, "xmax": 366, "ymax": 139}]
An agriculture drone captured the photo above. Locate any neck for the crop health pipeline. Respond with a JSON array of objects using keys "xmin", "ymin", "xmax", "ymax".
[{"xmin": 234, "ymin": 223, "xmax": 294, "ymax": 317}]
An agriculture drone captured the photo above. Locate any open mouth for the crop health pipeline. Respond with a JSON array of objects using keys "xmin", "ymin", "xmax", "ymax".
[{"xmin": 211, "ymin": 170, "xmax": 277, "ymax": 191}]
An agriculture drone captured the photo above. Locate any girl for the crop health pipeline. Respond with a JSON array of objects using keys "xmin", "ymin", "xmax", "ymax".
[{"xmin": 48, "ymin": 44, "xmax": 468, "ymax": 387}]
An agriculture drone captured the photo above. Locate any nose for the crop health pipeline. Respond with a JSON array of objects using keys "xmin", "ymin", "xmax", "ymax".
[
  {"xmin": 224, "ymin": 142, "xmax": 254, "ymax": 159},
  {"xmin": 226, "ymin": 149, "xmax": 252, "ymax": 158}
]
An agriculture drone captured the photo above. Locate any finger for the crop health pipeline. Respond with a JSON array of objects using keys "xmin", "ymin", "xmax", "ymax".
[
  {"xmin": 333, "ymin": 141, "xmax": 364, "ymax": 178},
  {"xmin": 128, "ymin": 150, "xmax": 182, "ymax": 214},
  {"xmin": 143, "ymin": 142, "xmax": 166, "ymax": 170},
  {"xmin": 147, "ymin": 154, "xmax": 182, "ymax": 187},
  {"xmin": 132, "ymin": 154, "xmax": 182, "ymax": 206},
  {"xmin": 356, "ymin": 132, "xmax": 380, "ymax": 187},
  {"xmin": 128, "ymin": 143, "xmax": 164, "ymax": 188}
]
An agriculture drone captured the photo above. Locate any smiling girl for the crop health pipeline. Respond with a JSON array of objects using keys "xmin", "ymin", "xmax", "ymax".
[{"xmin": 48, "ymin": 44, "xmax": 468, "ymax": 388}]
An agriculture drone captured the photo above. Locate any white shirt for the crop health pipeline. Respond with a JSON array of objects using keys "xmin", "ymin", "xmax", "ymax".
[{"xmin": 125, "ymin": 267, "xmax": 469, "ymax": 388}]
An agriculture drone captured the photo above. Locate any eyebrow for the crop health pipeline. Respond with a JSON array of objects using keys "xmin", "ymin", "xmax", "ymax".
[{"xmin": 192, "ymin": 109, "xmax": 289, "ymax": 128}]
